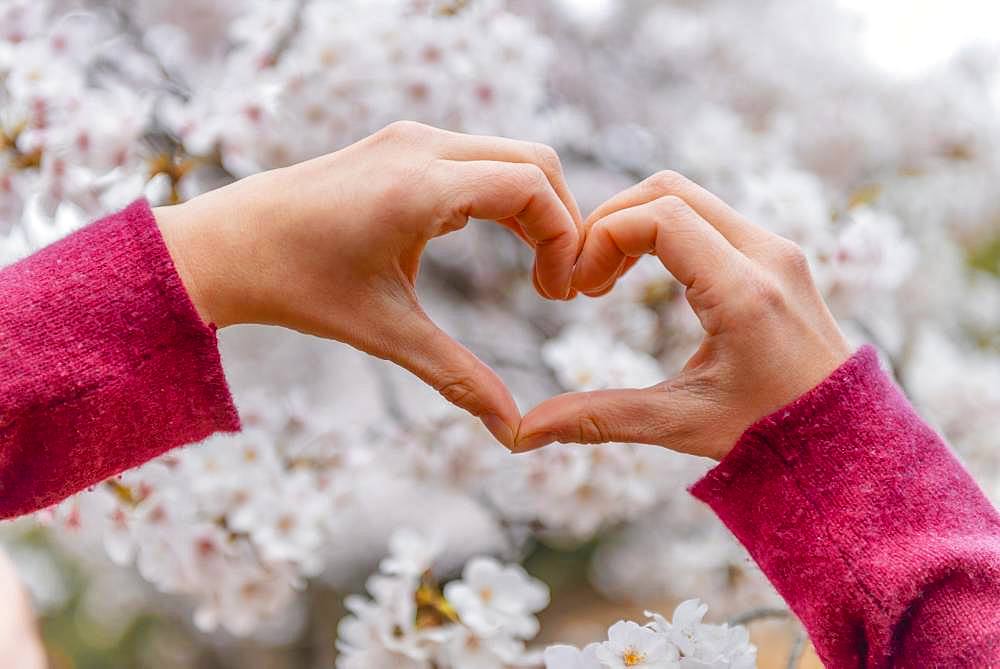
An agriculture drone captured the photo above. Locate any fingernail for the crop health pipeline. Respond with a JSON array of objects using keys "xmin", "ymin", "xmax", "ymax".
[
  {"xmin": 481, "ymin": 415, "xmax": 515, "ymax": 449},
  {"xmin": 512, "ymin": 432, "xmax": 557, "ymax": 454}
]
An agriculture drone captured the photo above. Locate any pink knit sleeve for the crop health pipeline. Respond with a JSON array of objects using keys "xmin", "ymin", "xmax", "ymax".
[
  {"xmin": 691, "ymin": 346, "xmax": 1000, "ymax": 667},
  {"xmin": 0, "ymin": 200, "xmax": 240, "ymax": 519}
]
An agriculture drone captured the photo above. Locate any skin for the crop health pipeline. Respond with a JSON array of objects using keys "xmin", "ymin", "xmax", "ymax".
[
  {"xmin": 155, "ymin": 121, "xmax": 584, "ymax": 448},
  {"xmin": 156, "ymin": 124, "xmax": 851, "ymax": 461},
  {"xmin": 516, "ymin": 170, "xmax": 852, "ymax": 459}
]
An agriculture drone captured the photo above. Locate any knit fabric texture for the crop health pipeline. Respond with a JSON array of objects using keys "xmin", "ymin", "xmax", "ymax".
[
  {"xmin": 0, "ymin": 200, "xmax": 240, "ymax": 518},
  {"xmin": 692, "ymin": 346, "xmax": 1000, "ymax": 668}
]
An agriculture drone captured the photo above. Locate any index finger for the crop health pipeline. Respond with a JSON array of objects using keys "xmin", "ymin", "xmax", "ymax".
[
  {"xmin": 434, "ymin": 130, "xmax": 585, "ymax": 236},
  {"xmin": 573, "ymin": 195, "xmax": 749, "ymax": 323},
  {"xmin": 585, "ymin": 170, "xmax": 774, "ymax": 252},
  {"xmin": 438, "ymin": 159, "xmax": 580, "ymax": 299}
]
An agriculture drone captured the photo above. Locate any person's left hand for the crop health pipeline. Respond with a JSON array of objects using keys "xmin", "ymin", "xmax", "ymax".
[{"xmin": 155, "ymin": 122, "xmax": 583, "ymax": 447}]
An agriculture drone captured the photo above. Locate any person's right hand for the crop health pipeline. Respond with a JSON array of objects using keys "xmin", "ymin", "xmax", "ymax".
[
  {"xmin": 154, "ymin": 122, "xmax": 583, "ymax": 447},
  {"xmin": 515, "ymin": 171, "xmax": 852, "ymax": 459}
]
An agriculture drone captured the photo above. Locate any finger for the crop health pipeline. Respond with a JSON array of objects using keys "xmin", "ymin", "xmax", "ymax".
[
  {"xmin": 585, "ymin": 170, "xmax": 774, "ymax": 252},
  {"xmin": 573, "ymin": 196, "xmax": 748, "ymax": 308},
  {"xmin": 532, "ymin": 263, "xmax": 546, "ymax": 298},
  {"xmin": 513, "ymin": 384, "xmax": 705, "ymax": 454},
  {"xmin": 580, "ymin": 256, "xmax": 625, "ymax": 297},
  {"xmin": 580, "ymin": 256, "xmax": 640, "ymax": 297},
  {"xmin": 378, "ymin": 304, "xmax": 521, "ymax": 448},
  {"xmin": 438, "ymin": 159, "xmax": 579, "ymax": 299},
  {"xmin": 435, "ymin": 131, "xmax": 585, "ymax": 234},
  {"xmin": 497, "ymin": 216, "xmax": 533, "ymax": 246}
]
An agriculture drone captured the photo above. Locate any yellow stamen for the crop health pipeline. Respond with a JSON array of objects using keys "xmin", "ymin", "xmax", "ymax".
[{"xmin": 623, "ymin": 648, "xmax": 645, "ymax": 666}]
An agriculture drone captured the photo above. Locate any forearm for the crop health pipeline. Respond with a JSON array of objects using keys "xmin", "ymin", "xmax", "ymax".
[
  {"xmin": 0, "ymin": 125, "xmax": 587, "ymax": 520},
  {"xmin": 0, "ymin": 200, "xmax": 239, "ymax": 519},
  {"xmin": 692, "ymin": 347, "xmax": 1000, "ymax": 667}
]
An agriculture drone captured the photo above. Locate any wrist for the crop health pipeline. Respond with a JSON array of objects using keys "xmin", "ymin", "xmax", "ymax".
[{"xmin": 154, "ymin": 200, "xmax": 227, "ymax": 328}]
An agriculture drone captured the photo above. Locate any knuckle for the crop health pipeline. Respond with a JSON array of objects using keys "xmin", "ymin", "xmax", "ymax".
[
  {"xmin": 652, "ymin": 194, "xmax": 689, "ymax": 219},
  {"xmin": 576, "ymin": 394, "xmax": 609, "ymax": 444},
  {"xmin": 740, "ymin": 274, "xmax": 787, "ymax": 318},
  {"xmin": 577, "ymin": 413, "xmax": 608, "ymax": 445},
  {"xmin": 515, "ymin": 163, "xmax": 548, "ymax": 192},
  {"xmin": 646, "ymin": 169, "xmax": 687, "ymax": 195},
  {"xmin": 381, "ymin": 163, "xmax": 433, "ymax": 215},
  {"xmin": 773, "ymin": 239, "xmax": 811, "ymax": 276},
  {"xmin": 436, "ymin": 376, "xmax": 478, "ymax": 410},
  {"xmin": 379, "ymin": 120, "xmax": 429, "ymax": 142},
  {"xmin": 532, "ymin": 143, "xmax": 562, "ymax": 175},
  {"xmin": 490, "ymin": 170, "xmax": 526, "ymax": 200}
]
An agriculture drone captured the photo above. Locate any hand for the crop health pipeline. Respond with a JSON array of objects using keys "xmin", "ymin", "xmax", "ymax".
[
  {"xmin": 515, "ymin": 171, "xmax": 852, "ymax": 459},
  {"xmin": 154, "ymin": 121, "xmax": 583, "ymax": 447}
]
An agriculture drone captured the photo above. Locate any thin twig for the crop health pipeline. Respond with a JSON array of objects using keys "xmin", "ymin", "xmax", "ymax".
[
  {"xmin": 269, "ymin": 0, "xmax": 308, "ymax": 66},
  {"xmin": 786, "ymin": 626, "xmax": 807, "ymax": 669},
  {"xmin": 852, "ymin": 319, "xmax": 911, "ymax": 394},
  {"xmin": 727, "ymin": 606, "xmax": 791, "ymax": 626},
  {"xmin": 104, "ymin": 0, "xmax": 191, "ymax": 100}
]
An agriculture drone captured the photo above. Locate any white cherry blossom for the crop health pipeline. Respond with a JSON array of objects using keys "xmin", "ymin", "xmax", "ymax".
[
  {"xmin": 444, "ymin": 557, "xmax": 550, "ymax": 639},
  {"xmin": 544, "ymin": 643, "xmax": 603, "ymax": 669},
  {"xmin": 595, "ymin": 620, "xmax": 679, "ymax": 669}
]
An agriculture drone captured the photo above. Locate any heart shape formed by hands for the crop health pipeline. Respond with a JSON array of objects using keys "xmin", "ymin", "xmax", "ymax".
[
  {"xmin": 514, "ymin": 170, "xmax": 852, "ymax": 460},
  {"xmin": 166, "ymin": 122, "xmax": 851, "ymax": 461}
]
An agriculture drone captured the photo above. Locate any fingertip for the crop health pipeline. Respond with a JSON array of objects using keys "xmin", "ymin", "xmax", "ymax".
[
  {"xmin": 477, "ymin": 389, "xmax": 521, "ymax": 451},
  {"xmin": 512, "ymin": 406, "xmax": 560, "ymax": 452},
  {"xmin": 516, "ymin": 399, "xmax": 564, "ymax": 442},
  {"xmin": 482, "ymin": 414, "xmax": 516, "ymax": 450},
  {"xmin": 511, "ymin": 431, "xmax": 557, "ymax": 454},
  {"xmin": 537, "ymin": 269, "xmax": 573, "ymax": 301},
  {"xmin": 484, "ymin": 375, "xmax": 522, "ymax": 434},
  {"xmin": 532, "ymin": 263, "xmax": 554, "ymax": 300},
  {"xmin": 573, "ymin": 257, "xmax": 624, "ymax": 296},
  {"xmin": 583, "ymin": 284, "xmax": 615, "ymax": 298},
  {"xmin": 570, "ymin": 266, "xmax": 601, "ymax": 294},
  {"xmin": 539, "ymin": 258, "xmax": 576, "ymax": 301}
]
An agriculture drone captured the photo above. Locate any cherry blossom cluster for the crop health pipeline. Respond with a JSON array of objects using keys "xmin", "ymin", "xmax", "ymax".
[
  {"xmin": 338, "ymin": 529, "xmax": 755, "ymax": 669},
  {"xmin": 153, "ymin": 0, "xmax": 559, "ymax": 177},
  {"xmin": 0, "ymin": 0, "xmax": 152, "ymax": 230},
  {"xmin": 41, "ymin": 412, "xmax": 371, "ymax": 636},
  {"xmin": 336, "ymin": 528, "xmax": 549, "ymax": 668},
  {"xmin": 544, "ymin": 600, "xmax": 755, "ymax": 669},
  {"xmin": 380, "ymin": 406, "xmax": 690, "ymax": 540}
]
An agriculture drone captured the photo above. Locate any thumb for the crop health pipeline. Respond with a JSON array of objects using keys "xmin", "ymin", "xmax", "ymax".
[
  {"xmin": 379, "ymin": 306, "xmax": 521, "ymax": 449},
  {"xmin": 514, "ymin": 382, "xmax": 712, "ymax": 456}
]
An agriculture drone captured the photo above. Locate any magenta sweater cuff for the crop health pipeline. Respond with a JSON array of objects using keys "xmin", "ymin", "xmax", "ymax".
[
  {"xmin": 0, "ymin": 200, "xmax": 240, "ymax": 518},
  {"xmin": 691, "ymin": 346, "xmax": 1000, "ymax": 667}
]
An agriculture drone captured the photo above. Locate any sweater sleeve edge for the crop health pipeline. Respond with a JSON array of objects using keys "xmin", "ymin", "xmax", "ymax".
[{"xmin": 689, "ymin": 345, "xmax": 880, "ymax": 501}]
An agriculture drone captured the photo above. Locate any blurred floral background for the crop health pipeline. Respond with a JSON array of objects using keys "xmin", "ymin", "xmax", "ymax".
[{"xmin": 1, "ymin": 0, "xmax": 998, "ymax": 667}]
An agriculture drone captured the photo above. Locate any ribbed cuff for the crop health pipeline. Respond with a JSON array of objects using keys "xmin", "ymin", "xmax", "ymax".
[
  {"xmin": 0, "ymin": 199, "xmax": 239, "ymax": 517},
  {"xmin": 688, "ymin": 346, "xmax": 1000, "ymax": 666}
]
